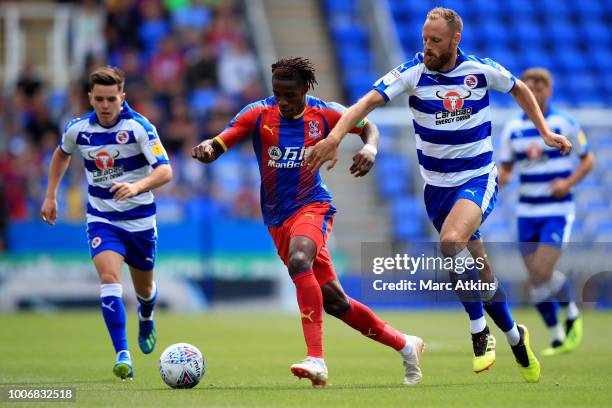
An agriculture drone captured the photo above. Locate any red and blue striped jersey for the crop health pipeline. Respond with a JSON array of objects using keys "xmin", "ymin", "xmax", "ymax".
[{"xmin": 215, "ymin": 95, "xmax": 366, "ymax": 227}]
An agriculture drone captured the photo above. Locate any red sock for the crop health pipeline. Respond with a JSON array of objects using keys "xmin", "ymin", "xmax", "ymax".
[
  {"xmin": 292, "ymin": 271, "xmax": 323, "ymax": 358},
  {"xmin": 340, "ymin": 298, "xmax": 406, "ymax": 351}
]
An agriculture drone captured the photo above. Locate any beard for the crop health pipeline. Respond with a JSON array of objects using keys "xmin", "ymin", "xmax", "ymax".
[{"xmin": 423, "ymin": 47, "xmax": 453, "ymax": 71}]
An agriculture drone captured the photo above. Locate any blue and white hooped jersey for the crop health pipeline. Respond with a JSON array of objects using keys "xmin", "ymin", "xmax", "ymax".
[
  {"xmin": 59, "ymin": 102, "xmax": 170, "ymax": 232},
  {"xmin": 499, "ymin": 107, "xmax": 589, "ymax": 217},
  {"xmin": 374, "ymin": 48, "xmax": 516, "ymax": 187}
]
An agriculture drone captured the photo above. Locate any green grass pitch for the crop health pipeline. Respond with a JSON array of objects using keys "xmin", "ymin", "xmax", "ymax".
[{"xmin": 0, "ymin": 310, "xmax": 610, "ymax": 407}]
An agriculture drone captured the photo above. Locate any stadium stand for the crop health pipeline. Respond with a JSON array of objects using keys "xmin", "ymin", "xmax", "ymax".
[
  {"xmin": 1, "ymin": 0, "xmax": 611, "ymax": 254},
  {"xmin": 0, "ymin": 0, "xmax": 264, "ymax": 254}
]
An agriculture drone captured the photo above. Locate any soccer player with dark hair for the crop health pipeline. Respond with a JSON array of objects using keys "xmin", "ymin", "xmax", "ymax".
[
  {"xmin": 499, "ymin": 67, "xmax": 593, "ymax": 356},
  {"xmin": 305, "ymin": 7, "xmax": 575, "ymax": 383},
  {"xmin": 192, "ymin": 57, "xmax": 424, "ymax": 387},
  {"xmin": 41, "ymin": 66, "xmax": 172, "ymax": 380}
]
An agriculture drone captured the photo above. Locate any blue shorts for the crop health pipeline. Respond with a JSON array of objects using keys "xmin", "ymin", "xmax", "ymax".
[
  {"xmin": 424, "ymin": 172, "xmax": 498, "ymax": 241},
  {"xmin": 518, "ymin": 215, "xmax": 573, "ymax": 255},
  {"xmin": 87, "ymin": 222, "xmax": 157, "ymax": 271}
]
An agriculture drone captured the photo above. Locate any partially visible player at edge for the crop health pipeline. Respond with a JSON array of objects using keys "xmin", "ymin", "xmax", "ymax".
[
  {"xmin": 307, "ymin": 7, "xmax": 573, "ymax": 383},
  {"xmin": 498, "ymin": 68, "xmax": 593, "ymax": 356},
  {"xmin": 40, "ymin": 66, "xmax": 172, "ymax": 380},
  {"xmin": 192, "ymin": 57, "xmax": 424, "ymax": 387}
]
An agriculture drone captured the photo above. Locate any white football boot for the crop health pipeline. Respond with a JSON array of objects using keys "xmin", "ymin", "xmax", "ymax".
[
  {"xmin": 401, "ymin": 334, "xmax": 425, "ymax": 385},
  {"xmin": 290, "ymin": 357, "xmax": 328, "ymax": 387}
]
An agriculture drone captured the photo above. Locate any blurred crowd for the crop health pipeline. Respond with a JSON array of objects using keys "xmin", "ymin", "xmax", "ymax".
[{"xmin": 0, "ymin": 0, "xmax": 265, "ymax": 252}]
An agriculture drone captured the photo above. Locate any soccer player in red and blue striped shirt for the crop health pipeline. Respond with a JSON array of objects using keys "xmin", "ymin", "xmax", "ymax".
[{"xmin": 192, "ymin": 57, "xmax": 424, "ymax": 387}]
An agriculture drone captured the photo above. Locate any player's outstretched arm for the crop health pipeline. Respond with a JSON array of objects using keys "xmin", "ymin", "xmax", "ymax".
[
  {"xmin": 111, "ymin": 163, "xmax": 172, "ymax": 201},
  {"xmin": 350, "ymin": 120, "xmax": 380, "ymax": 177},
  {"xmin": 306, "ymin": 90, "xmax": 386, "ymax": 172},
  {"xmin": 191, "ymin": 137, "xmax": 225, "ymax": 164},
  {"xmin": 510, "ymin": 79, "xmax": 572, "ymax": 155},
  {"xmin": 41, "ymin": 147, "xmax": 72, "ymax": 225}
]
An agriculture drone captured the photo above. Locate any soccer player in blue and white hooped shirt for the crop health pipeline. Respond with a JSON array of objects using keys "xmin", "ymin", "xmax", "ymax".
[
  {"xmin": 40, "ymin": 66, "xmax": 172, "ymax": 380},
  {"xmin": 498, "ymin": 68, "xmax": 594, "ymax": 357},
  {"xmin": 307, "ymin": 7, "xmax": 574, "ymax": 383}
]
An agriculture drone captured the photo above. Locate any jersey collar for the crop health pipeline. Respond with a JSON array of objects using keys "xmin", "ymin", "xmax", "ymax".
[
  {"xmin": 89, "ymin": 101, "xmax": 134, "ymax": 126},
  {"xmin": 276, "ymin": 105, "xmax": 306, "ymax": 120}
]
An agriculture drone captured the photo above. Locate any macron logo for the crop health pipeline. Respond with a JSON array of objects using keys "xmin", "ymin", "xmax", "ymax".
[{"xmin": 101, "ymin": 301, "xmax": 115, "ymax": 312}]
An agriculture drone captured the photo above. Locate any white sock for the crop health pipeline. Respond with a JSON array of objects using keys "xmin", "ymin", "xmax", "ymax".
[
  {"xmin": 399, "ymin": 338, "xmax": 413, "ymax": 356},
  {"xmin": 549, "ymin": 323, "xmax": 565, "ymax": 343},
  {"xmin": 505, "ymin": 323, "xmax": 521, "ymax": 346},
  {"xmin": 117, "ymin": 350, "xmax": 131, "ymax": 359},
  {"xmin": 470, "ymin": 316, "xmax": 487, "ymax": 334},
  {"xmin": 566, "ymin": 302, "xmax": 580, "ymax": 320},
  {"xmin": 100, "ymin": 283, "xmax": 122, "ymax": 298}
]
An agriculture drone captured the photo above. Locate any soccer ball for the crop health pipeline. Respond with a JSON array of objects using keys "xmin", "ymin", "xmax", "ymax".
[{"xmin": 159, "ymin": 343, "xmax": 205, "ymax": 389}]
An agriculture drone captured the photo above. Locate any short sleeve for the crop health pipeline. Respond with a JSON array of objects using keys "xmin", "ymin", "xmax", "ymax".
[
  {"xmin": 135, "ymin": 121, "xmax": 170, "ymax": 168},
  {"xmin": 373, "ymin": 55, "xmax": 422, "ymax": 102},
  {"xmin": 477, "ymin": 57, "xmax": 516, "ymax": 93},
  {"xmin": 216, "ymin": 103, "xmax": 262, "ymax": 151},
  {"xmin": 59, "ymin": 119, "xmax": 81, "ymax": 154}
]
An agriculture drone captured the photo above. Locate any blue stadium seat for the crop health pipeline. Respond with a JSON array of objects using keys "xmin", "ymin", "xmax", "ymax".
[
  {"xmin": 376, "ymin": 154, "xmax": 410, "ymax": 198},
  {"xmin": 545, "ymin": 20, "xmax": 579, "ymax": 47},
  {"xmin": 536, "ymin": 0, "xmax": 572, "ymax": 18},
  {"xmin": 516, "ymin": 49, "xmax": 555, "ymax": 73},
  {"xmin": 391, "ymin": 197, "xmax": 423, "ymax": 219},
  {"xmin": 572, "ymin": 0, "xmax": 604, "ymax": 18},
  {"xmin": 345, "ymin": 73, "xmax": 377, "ymax": 103},
  {"xmin": 337, "ymin": 47, "xmax": 372, "ymax": 72},
  {"xmin": 387, "ymin": 0, "xmax": 415, "ymax": 20},
  {"xmin": 588, "ymin": 48, "xmax": 612, "ymax": 74},
  {"xmin": 503, "ymin": 0, "xmax": 537, "ymax": 17},
  {"xmin": 479, "ymin": 21, "xmax": 512, "ymax": 49},
  {"xmin": 473, "ymin": 0, "xmax": 504, "ymax": 19},
  {"xmin": 394, "ymin": 220, "xmax": 426, "ymax": 242},
  {"xmin": 555, "ymin": 49, "xmax": 589, "ymax": 74},
  {"xmin": 582, "ymin": 21, "xmax": 611, "ymax": 46},
  {"xmin": 566, "ymin": 73, "xmax": 604, "ymax": 106},
  {"xmin": 331, "ymin": 24, "xmax": 369, "ymax": 48},
  {"xmin": 514, "ymin": 20, "xmax": 545, "ymax": 47}
]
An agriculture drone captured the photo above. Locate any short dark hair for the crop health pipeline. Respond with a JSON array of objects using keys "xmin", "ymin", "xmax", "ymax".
[
  {"xmin": 271, "ymin": 57, "xmax": 318, "ymax": 90},
  {"xmin": 89, "ymin": 66, "xmax": 125, "ymax": 91}
]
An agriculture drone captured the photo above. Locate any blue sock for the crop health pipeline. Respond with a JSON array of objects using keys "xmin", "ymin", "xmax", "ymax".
[
  {"xmin": 100, "ymin": 284, "xmax": 128, "ymax": 354},
  {"xmin": 449, "ymin": 266, "xmax": 485, "ymax": 321},
  {"xmin": 535, "ymin": 300, "xmax": 559, "ymax": 327},
  {"xmin": 137, "ymin": 281, "xmax": 157, "ymax": 319},
  {"xmin": 483, "ymin": 282, "xmax": 515, "ymax": 332}
]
